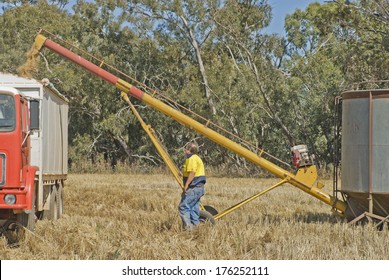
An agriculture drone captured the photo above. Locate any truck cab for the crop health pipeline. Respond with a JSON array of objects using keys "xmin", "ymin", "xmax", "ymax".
[{"xmin": 0, "ymin": 87, "xmax": 37, "ymax": 230}]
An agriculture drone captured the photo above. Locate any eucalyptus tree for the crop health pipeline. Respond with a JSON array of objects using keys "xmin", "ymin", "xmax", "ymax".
[
  {"xmin": 328, "ymin": 0, "xmax": 389, "ymax": 88},
  {"xmin": 4, "ymin": 0, "xmax": 386, "ymax": 173},
  {"xmin": 284, "ymin": 0, "xmax": 389, "ymax": 167},
  {"xmin": 66, "ymin": 0, "xmax": 175, "ymax": 167},
  {"xmin": 116, "ymin": 0, "xmax": 298, "ymax": 170},
  {"xmin": 120, "ymin": 0, "xmax": 221, "ymax": 116},
  {"xmin": 0, "ymin": 0, "xmax": 154, "ymax": 168},
  {"xmin": 209, "ymin": 0, "xmax": 297, "ymax": 155},
  {"xmin": 0, "ymin": 1, "xmax": 72, "ymax": 73}
]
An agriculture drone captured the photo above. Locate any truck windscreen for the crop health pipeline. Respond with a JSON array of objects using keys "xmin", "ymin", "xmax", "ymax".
[{"xmin": 0, "ymin": 94, "xmax": 16, "ymax": 132}]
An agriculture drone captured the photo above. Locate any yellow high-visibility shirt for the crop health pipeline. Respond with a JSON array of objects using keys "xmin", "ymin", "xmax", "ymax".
[{"xmin": 183, "ymin": 154, "xmax": 206, "ymax": 187}]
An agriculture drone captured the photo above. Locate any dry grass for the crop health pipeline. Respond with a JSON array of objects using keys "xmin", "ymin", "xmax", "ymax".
[{"xmin": 0, "ymin": 174, "xmax": 388, "ymax": 260}]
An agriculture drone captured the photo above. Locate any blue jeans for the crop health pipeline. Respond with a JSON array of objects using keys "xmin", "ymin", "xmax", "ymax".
[{"xmin": 178, "ymin": 186, "xmax": 204, "ymax": 230}]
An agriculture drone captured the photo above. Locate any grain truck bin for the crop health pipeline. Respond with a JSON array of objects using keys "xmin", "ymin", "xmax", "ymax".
[{"xmin": 341, "ymin": 89, "xmax": 389, "ymax": 220}]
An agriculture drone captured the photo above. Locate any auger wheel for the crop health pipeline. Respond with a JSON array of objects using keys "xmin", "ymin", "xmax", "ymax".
[
  {"xmin": 1, "ymin": 220, "xmax": 25, "ymax": 247},
  {"xmin": 203, "ymin": 205, "xmax": 218, "ymax": 216},
  {"xmin": 199, "ymin": 205, "xmax": 218, "ymax": 225}
]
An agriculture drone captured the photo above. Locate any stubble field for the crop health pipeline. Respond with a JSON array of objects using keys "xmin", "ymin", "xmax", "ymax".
[{"xmin": 0, "ymin": 173, "xmax": 388, "ymax": 260}]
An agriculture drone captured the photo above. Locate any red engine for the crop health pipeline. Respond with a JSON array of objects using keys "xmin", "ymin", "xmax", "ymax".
[{"xmin": 291, "ymin": 145, "xmax": 314, "ymax": 168}]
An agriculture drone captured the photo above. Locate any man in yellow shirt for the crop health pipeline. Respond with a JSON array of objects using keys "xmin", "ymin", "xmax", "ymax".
[{"xmin": 178, "ymin": 142, "xmax": 206, "ymax": 230}]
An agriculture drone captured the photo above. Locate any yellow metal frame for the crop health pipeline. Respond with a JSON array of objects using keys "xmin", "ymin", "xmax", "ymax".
[
  {"xmin": 121, "ymin": 92, "xmax": 184, "ymax": 190},
  {"xmin": 122, "ymin": 93, "xmax": 342, "ymax": 219},
  {"xmin": 214, "ymin": 179, "xmax": 288, "ymax": 220},
  {"xmin": 121, "ymin": 93, "xmax": 286, "ymax": 219}
]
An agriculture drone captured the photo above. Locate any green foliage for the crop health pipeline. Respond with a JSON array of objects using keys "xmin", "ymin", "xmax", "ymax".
[
  {"xmin": 284, "ymin": 0, "xmax": 389, "ymax": 168},
  {"xmin": 0, "ymin": 0, "xmax": 388, "ymax": 175}
]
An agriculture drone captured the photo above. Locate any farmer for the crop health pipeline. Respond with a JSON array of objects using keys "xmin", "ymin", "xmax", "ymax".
[{"xmin": 178, "ymin": 142, "xmax": 206, "ymax": 230}]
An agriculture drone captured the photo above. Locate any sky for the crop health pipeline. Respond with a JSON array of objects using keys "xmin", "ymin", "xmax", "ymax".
[
  {"xmin": 63, "ymin": 0, "xmax": 326, "ymax": 35},
  {"xmin": 266, "ymin": 0, "xmax": 326, "ymax": 34},
  {"xmin": 1, "ymin": 0, "xmax": 327, "ymax": 35}
]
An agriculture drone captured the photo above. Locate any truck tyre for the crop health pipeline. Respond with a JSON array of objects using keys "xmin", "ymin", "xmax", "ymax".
[
  {"xmin": 57, "ymin": 182, "xmax": 64, "ymax": 218},
  {"xmin": 2, "ymin": 220, "xmax": 25, "ymax": 246},
  {"xmin": 42, "ymin": 186, "xmax": 58, "ymax": 220},
  {"xmin": 199, "ymin": 210, "xmax": 216, "ymax": 225},
  {"xmin": 16, "ymin": 208, "xmax": 36, "ymax": 232}
]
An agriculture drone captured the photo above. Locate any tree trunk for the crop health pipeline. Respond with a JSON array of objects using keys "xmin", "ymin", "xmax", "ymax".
[
  {"xmin": 180, "ymin": 15, "xmax": 217, "ymax": 116},
  {"xmin": 113, "ymin": 134, "xmax": 132, "ymax": 158}
]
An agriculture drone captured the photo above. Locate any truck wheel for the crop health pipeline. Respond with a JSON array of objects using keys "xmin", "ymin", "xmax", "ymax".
[
  {"xmin": 16, "ymin": 208, "xmax": 36, "ymax": 232},
  {"xmin": 199, "ymin": 210, "xmax": 216, "ymax": 225},
  {"xmin": 42, "ymin": 186, "xmax": 58, "ymax": 220},
  {"xmin": 57, "ymin": 182, "xmax": 64, "ymax": 218},
  {"xmin": 16, "ymin": 191, "xmax": 36, "ymax": 231},
  {"xmin": 2, "ymin": 220, "xmax": 25, "ymax": 246}
]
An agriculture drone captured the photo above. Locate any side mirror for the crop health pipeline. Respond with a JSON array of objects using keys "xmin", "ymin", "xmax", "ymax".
[{"xmin": 30, "ymin": 99, "xmax": 40, "ymax": 130}]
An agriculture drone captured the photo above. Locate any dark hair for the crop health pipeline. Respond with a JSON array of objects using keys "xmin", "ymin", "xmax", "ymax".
[{"xmin": 186, "ymin": 142, "xmax": 198, "ymax": 154}]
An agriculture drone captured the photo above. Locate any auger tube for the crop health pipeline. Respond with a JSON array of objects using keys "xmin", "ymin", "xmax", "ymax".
[{"xmin": 34, "ymin": 33, "xmax": 347, "ymax": 214}]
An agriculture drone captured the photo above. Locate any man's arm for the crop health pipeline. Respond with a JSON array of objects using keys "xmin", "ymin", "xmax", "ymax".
[{"xmin": 184, "ymin": 171, "xmax": 195, "ymax": 193}]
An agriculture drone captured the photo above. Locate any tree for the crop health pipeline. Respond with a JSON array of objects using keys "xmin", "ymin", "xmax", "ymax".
[
  {"xmin": 211, "ymin": 0, "xmax": 298, "ymax": 152},
  {"xmin": 284, "ymin": 0, "xmax": 389, "ymax": 167},
  {"xmin": 120, "ymin": 0, "xmax": 221, "ymax": 115},
  {"xmin": 2, "ymin": 0, "xmax": 387, "ymax": 173}
]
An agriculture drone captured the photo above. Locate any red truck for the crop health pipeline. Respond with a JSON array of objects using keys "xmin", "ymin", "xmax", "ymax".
[{"xmin": 0, "ymin": 73, "xmax": 68, "ymax": 232}]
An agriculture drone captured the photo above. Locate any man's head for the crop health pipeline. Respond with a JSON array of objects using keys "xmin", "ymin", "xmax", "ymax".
[{"xmin": 185, "ymin": 142, "xmax": 198, "ymax": 154}]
